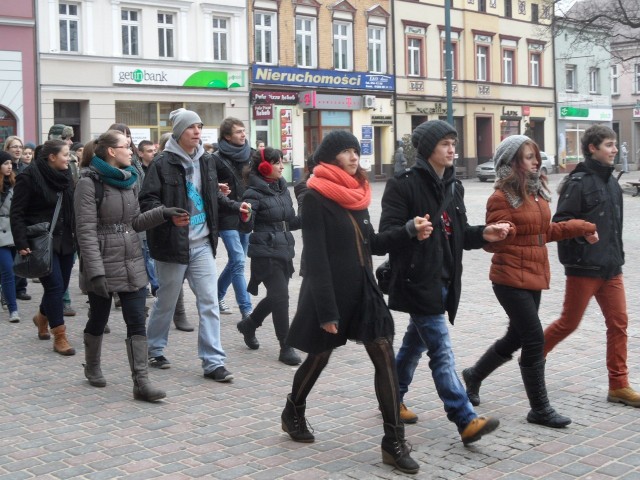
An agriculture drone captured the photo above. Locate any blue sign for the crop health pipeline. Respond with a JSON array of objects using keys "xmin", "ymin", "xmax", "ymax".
[
  {"xmin": 252, "ymin": 65, "xmax": 394, "ymax": 92},
  {"xmin": 361, "ymin": 140, "xmax": 372, "ymax": 156},
  {"xmin": 362, "ymin": 125, "xmax": 373, "ymax": 140}
]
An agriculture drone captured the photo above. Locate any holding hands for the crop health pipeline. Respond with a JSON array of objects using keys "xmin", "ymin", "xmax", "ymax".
[
  {"xmin": 584, "ymin": 231, "xmax": 599, "ymax": 244},
  {"xmin": 483, "ymin": 222, "xmax": 512, "ymax": 242},
  {"xmin": 163, "ymin": 207, "xmax": 190, "ymax": 226}
]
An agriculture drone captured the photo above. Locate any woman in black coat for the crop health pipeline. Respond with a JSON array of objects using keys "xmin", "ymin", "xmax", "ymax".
[
  {"xmin": 10, "ymin": 140, "xmax": 76, "ymax": 355},
  {"xmin": 280, "ymin": 131, "xmax": 429, "ymax": 475},
  {"xmin": 236, "ymin": 148, "xmax": 301, "ymax": 365}
]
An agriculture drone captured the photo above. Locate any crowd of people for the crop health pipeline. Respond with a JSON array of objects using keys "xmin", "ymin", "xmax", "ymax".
[{"xmin": 2, "ymin": 114, "xmax": 637, "ymax": 474}]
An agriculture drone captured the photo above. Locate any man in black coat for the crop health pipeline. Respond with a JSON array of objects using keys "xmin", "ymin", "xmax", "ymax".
[{"xmin": 379, "ymin": 120, "xmax": 509, "ymax": 445}]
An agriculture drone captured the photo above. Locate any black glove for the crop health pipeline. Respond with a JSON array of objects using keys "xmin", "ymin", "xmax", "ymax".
[
  {"xmin": 90, "ymin": 275, "xmax": 110, "ymax": 299},
  {"xmin": 163, "ymin": 207, "xmax": 189, "ymax": 219}
]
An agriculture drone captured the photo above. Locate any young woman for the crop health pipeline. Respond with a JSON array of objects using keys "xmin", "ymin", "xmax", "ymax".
[
  {"xmin": 280, "ymin": 131, "xmax": 429, "ymax": 474},
  {"xmin": 0, "ymin": 152, "xmax": 19, "ymax": 323},
  {"xmin": 11, "ymin": 140, "xmax": 76, "ymax": 355},
  {"xmin": 75, "ymin": 130, "xmax": 187, "ymax": 401},
  {"xmin": 462, "ymin": 135, "xmax": 598, "ymax": 428},
  {"xmin": 3, "ymin": 136, "xmax": 23, "ymax": 165},
  {"xmin": 236, "ymin": 147, "xmax": 301, "ymax": 365}
]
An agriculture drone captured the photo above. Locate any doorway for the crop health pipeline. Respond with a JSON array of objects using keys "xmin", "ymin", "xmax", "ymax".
[{"xmin": 475, "ymin": 116, "xmax": 493, "ymax": 162}]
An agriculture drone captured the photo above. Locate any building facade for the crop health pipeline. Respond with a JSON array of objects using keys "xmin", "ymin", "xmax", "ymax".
[
  {"xmin": 0, "ymin": 1, "xmax": 38, "ymax": 145},
  {"xmin": 38, "ymin": 0, "xmax": 250, "ymax": 145}
]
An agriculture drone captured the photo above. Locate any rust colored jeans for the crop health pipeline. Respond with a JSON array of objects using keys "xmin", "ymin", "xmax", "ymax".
[{"xmin": 544, "ymin": 274, "xmax": 629, "ymax": 390}]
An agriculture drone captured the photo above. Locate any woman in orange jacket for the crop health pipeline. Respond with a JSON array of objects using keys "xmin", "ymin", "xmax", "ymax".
[{"xmin": 462, "ymin": 135, "xmax": 598, "ymax": 428}]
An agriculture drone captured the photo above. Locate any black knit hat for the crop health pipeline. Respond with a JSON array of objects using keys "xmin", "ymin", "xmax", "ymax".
[
  {"xmin": 411, "ymin": 120, "xmax": 457, "ymax": 159},
  {"xmin": 0, "ymin": 151, "xmax": 12, "ymax": 163},
  {"xmin": 315, "ymin": 130, "xmax": 360, "ymax": 163}
]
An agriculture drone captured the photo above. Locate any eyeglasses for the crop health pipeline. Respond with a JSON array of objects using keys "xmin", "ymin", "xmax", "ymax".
[
  {"xmin": 113, "ymin": 145, "xmax": 131, "ymax": 149},
  {"xmin": 8, "ymin": 144, "xmax": 23, "ymax": 149}
]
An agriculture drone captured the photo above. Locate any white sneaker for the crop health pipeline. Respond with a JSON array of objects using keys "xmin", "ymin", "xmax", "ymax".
[
  {"xmin": 9, "ymin": 311, "xmax": 20, "ymax": 323},
  {"xmin": 219, "ymin": 299, "xmax": 233, "ymax": 315}
]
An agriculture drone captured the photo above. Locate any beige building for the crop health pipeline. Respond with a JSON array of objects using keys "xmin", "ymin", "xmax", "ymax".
[{"xmin": 394, "ymin": 0, "xmax": 556, "ymax": 176}]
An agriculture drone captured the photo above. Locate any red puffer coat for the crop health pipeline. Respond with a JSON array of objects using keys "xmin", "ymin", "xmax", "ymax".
[{"xmin": 483, "ymin": 189, "xmax": 596, "ymax": 291}]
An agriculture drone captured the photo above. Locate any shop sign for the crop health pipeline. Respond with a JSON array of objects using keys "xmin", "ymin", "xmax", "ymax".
[
  {"xmin": 406, "ymin": 102, "xmax": 451, "ymax": 115},
  {"xmin": 523, "ymin": 106, "xmax": 531, "ymax": 116},
  {"xmin": 253, "ymin": 104, "xmax": 273, "ymax": 120},
  {"xmin": 371, "ymin": 115, "xmax": 393, "ymax": 125},
  {"xmin": 253, "ymin": 65, "xmax": 394, "ymax": 91},
  {"xmin": 251, "ymin": 91, "xmax": 298, "ymax": 104},
  {"xmin": 299, "ymin": 91, "xmax": 362, "ymax": 110},
  {"xmin": 559, "ymin": 106, "xmax": 613, "ymax": 121},
  {"xmin": 501, "ymin": 106, "xmax": 521, "ymax": 119},
  {"xmin": 113, "ymin": 66, "xmax": 245, "ymax": 89},
  {"xmin": 633, "ymin": 108, "xmax": 640, "ymax": 118}
]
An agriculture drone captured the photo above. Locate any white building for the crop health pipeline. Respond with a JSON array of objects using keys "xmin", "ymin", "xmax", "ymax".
[{"xmin": 38, "ymin": 0, "xmax": 250, "ymax": 145}]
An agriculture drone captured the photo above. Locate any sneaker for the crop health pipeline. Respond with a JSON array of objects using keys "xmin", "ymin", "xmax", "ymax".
[
  {"xmin": 460, "ymin": 416, "xmax": 500, "ymax": 445},
  {"xmin": 9, "ymin": 311, "xmax": 20, "ymax": 323},
  {"xmin": 219, "ymin": 299, "xmax": 233, "ymax": 315},
  {"xmin": 608, "ymin": 387, "xmax": 640, "ymax": 407},
  {"xmin": 148, "ymin": 356, "xmax": 171, "ymax": 369},
  {"xmin": 63, "ymin": 304, "xmax": 76, "ymax": 316},
  {"xmin": 204, "ymin": 366, "xmax": 234, "ymax": 382},
  {"xmin": 399, "ymin": 402, "xmax": 418, "ymax": 424}
]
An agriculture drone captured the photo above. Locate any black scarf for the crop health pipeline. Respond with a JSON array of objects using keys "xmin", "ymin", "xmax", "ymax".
[
  {"xmin": 216, "ymin": 139, "xmax": 251, "ymax": 164},
  {"xmin": 31, "ymin": 155, "xmax": 74, "ymax": 232},
  {"xmin": 1, "ymin": 177, "xmax": 11, "ymax": 206}
]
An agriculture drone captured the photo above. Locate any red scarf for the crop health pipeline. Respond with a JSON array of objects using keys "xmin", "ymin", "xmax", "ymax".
[{"xmin": 307, "ymin": 163, "xmax": 371, "ymax": 210}]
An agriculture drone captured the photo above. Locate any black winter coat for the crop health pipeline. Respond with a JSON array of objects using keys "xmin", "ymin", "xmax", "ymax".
[
  {"xmin": 139, "ymin": 150, "xmax": 240, "ymax": 264},
  {"xmin": 214, "ymin": 151, "xmax": 250, "ymax": 231},
  {"xmin": 379, "ymin": 160, "xmax": 485, "ymax": 323},
  {"xmin": 286, "ymin": 190, "xmax": 409, "ymax": 354},
  {"xmin": 240, "ymin": 174, "xmax": 300, "ymax": 261},
  {"xmin": 10, "ymin": 165, "xmax": 75, "ymax": 256},
  {"xmin": 554, "ymin": 157, "xmax": 624, "ymax": 279}
]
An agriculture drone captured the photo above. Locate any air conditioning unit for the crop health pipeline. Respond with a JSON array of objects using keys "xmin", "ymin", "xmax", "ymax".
[{"xmin": 363, "ymin": 95, "xmax": 376, "ymax": 109}]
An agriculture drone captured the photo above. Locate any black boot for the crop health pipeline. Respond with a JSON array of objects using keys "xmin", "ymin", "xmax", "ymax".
[
  {"xmin": 462, "ymin": 345, "xmax": 511, "ymax": 406},
  {"xmin": 520, "ymin": 360, "xmax": 571, "ymax": 428},
  {"xmin": 173, "ymin": 288, "xmax": 194, "ymax": 332},
  {"xmin": 126, "ymin": 335, "xmax": 166, "ymax": 402},
  {"xmin": 281, "ymin": 394, "xmax": 314, "ymax": 442},
  {"xmin": 237, "ymin": 315, "xmax": 259, "ymax": 350},
  {"xmin": 279, "ymin": 341, "xmax": 301, "ymax": 366},
  {"xmin": 381, "ymin": 423, "xmax": 420, "ymax": 474},
  {"xmin": 83, "ymin": 333, "xmax": 106, "ymax": 387}
]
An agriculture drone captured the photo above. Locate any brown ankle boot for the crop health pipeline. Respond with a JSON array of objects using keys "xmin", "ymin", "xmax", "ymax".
[
  {"xmin": 51, "ymin": 325, "xmax": 76, "ymax": 356},
  {"xmin": 32, "ymin": 312, "xmax": 51, "ymax": 340}
]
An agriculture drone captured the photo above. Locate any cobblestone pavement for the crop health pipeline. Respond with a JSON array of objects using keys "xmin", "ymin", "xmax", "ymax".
[{"xmin": 1, "ymin": 174, "xmax": 640, "ymax": 479}]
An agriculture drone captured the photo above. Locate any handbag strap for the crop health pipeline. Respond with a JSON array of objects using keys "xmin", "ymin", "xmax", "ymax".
[
  {"xmin": 431, "ymin": 182, "xmax": 456, "ymax": 229},
  {"xmin": 49, "ymin": 192, "xmax": 63, "ymax": 234},
  {"xmin": 346, "ymin": 212, "xmax": 372, "ymax": 269}
]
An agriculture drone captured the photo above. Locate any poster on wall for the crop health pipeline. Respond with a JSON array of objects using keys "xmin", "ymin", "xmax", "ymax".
[
  {"xmin": 130, "ymin": 128, "xmax": 151, "ymax": 147},
  {"xmin": 280, "ymin": 109, "xmax": 292, "ymax": 162},
  {"xmin": 201, "ymin": 129, "xmax": 218, "ymax": 145},
  {"xmin": 359, "ymin": 125, "xmax": 373, "ymax": 171}
]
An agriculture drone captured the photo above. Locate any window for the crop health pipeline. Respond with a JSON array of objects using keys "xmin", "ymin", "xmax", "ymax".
[
  {"xmin": 505, "ymin": 0, "xmax": 512, "ymax": 18},
  {"xmin": 158, "ymin": 13, "xmax": 174, "ymax": 58},
  {"xmin": 59, "ymin": 2, "xmax": 79, "ymax": 52},
  {"xmin": 530, "ymin": 52, "xmax": 540, "ymax": 86},
  {"xmin": 212, "ymin": 17, "xmax": 228, "ymax": 61},
  {"xmin": 531, "ymin": 3, "xmax": 539, "ymax": 23},
  {"xmin": 566, "ymin": 65, "xmax": 576, "ymax": 92},
  {"xmin": 476, "ymin": 45, "xmax": 489, "ymax": 81},
  {"xmin": 407, "ymin": 37, "xmax": 422, "ymax": 77},
  {"xmin": 611, "ymin": 65, "xmax": 619, "ymax": 94},
  {"xmin": 296, "ymin": 16, "xmax": 316, "ymax": 68},
  {"xmin": 255, "ymin": 12, "xmax": 277, "ymax": 64},
  {"xmin": 441, "ymin": 39, "xmax": 458, "ymax": 80},
  {"xmin": 502, "ymin": 49, "xmax": 514, "ymax": 84},
  {"xmin": 333, "ymin": 22, "xmax": 353, "ymax": 71},
  {"xmin": 368, "ymin": 26, "xmax": 386, "ymax": 74},
  {"xmin": 636, "ymin": 64, "xmax": 640, "ymax": 93},
  {"xmin": 589, "ymin": 68, "xmax": 599, "ymax": 94},
  {"xmin": 479, "ymin": 0, "xmax": 487, "ymax": 12},
  {"xmin": 121, "ymin": 9, "xmax": 139, "ymax": 56}
]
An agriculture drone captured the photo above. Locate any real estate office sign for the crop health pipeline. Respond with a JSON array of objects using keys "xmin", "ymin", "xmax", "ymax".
[{"xmin": 113, "ymin": 66, "xmax": 245, "ymax": 89}]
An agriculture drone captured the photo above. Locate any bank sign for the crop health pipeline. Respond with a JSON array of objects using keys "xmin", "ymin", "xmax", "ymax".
[
  {"xmin": 252, "ymin": 65, "xmax": 394, "ymax": 91},
  {"xmin": 113, "ymin": 66, "xmax": 245, "ymax": 89}
]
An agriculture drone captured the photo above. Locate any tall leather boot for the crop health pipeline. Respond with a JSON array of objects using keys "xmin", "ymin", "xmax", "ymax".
[
  {"xmin": 33, "ymin": 311, "xmax": 50, "ymax": 340},
  {"xmin": 173, "ymin": 287, "xmax": 194, "ymax": 332},
  {"xmin": 125, "ymin": 335, "xmax": 166, "ymax": 402},
  {"xmin": 83, "ymin": 333, "xmax": 106, "ymax": 387},
  {"xmin": 281, "ymin": 394, "xmax": 315, "ymax": 442},
  {"xmin": 520, "ymin": 360, "xmax": 571, "ymax": 428},
  {"xmin": 462, "ymin": 345, "xmax": 512, "ymax": 406},
  {"xmin": 51, "ymin": 325, "xmax": 75, "ymax": 355},
  {"xmin": 381, "ymin": 423, "xmax": 420, "ymax": 474}
]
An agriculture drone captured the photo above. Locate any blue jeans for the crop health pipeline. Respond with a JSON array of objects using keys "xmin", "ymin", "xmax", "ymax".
[
  {"xmin": 395, "ymin": 287, "xmax": 476, "ymax": 431},
  {"xmin": 0, "ymin": 246, "xmax": 17, "ymax": 312},
  {"xmin": 217, "ymin": 230, "xmax": 251, "ymax": 314},
  {"xmin": 142, "ymin": 238, "xmax": 159, "ymax": 293},
  {"xmin": 39, "ymin": 252, "xmax": 75, "ymax": 329},
  {"xmin": 147, "ymin": 243, "xmax": 226, "ymax": 374}
]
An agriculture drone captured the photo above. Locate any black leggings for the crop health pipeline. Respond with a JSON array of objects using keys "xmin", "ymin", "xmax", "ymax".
[
  {"xmin": 251, "ymin": 262, "xmax": 290, "ymax": 342},
  {"xmin": 291, "ymin": 337, "xmax": 400, "ymax": 425},
  {"xmin": 84, "ymin": 288, "xmax": 147, "ymax": 338}
]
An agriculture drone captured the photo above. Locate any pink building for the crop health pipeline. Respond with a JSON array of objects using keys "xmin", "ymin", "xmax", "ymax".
[{"xmin": 0, "ymin": 1, "xmax": 38, "ymax": 146}]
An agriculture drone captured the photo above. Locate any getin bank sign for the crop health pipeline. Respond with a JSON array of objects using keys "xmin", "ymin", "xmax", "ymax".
[{"xmin": 113, "ymin": 66, "xmax": 245, "ymax": 89}]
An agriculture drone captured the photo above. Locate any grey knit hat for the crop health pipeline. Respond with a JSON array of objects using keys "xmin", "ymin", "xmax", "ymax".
[
  {"xmin": 315, "ymin": 130, "xmax": 360, "ymax": 163},
  {"xmin": 493, "ymin": 135, "xmax": 530, "ymax": 171},
  {"xmin": 411, "ymin": 120, "xmax": 457, "ymax": 160},
  {"xmin": 170, "ymin": 108, "xmax": 203, "ymax": 141}
]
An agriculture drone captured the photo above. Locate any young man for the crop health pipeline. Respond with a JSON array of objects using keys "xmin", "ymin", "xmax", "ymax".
[
  {"xmin": 380, "ymin": 120, "xmax": 509, "ymax": 445},
  {"xmin": 138, "ymin": 140, "xmax": 157, "ymax": 174},
  {"xmin": 544, "ymin": 125, "xmax": 640, "ymax": 407},
  {"xmin": 213, "ymin": 118, "xmax": 253, "ymax": 318},
  {"xmin": 140, "ymin": 108, "xmax": 251, "ymax": 381}
]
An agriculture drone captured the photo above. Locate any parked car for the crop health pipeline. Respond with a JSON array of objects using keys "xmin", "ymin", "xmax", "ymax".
[{"xmin": 475, "ymin": 151, "xmax": 555, "ymax": 182}]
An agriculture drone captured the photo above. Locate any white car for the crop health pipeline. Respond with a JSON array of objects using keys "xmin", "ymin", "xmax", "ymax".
[{"xmin": 475, "ymin": 151, "xmax": 555, "ymax": 182}]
